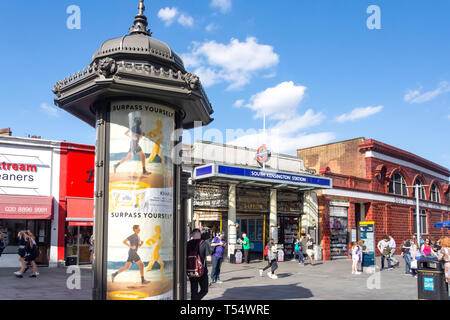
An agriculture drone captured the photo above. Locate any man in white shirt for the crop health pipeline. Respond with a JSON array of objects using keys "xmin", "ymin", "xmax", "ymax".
[
  {"xmin": 377, "ymin": 235, "xmax": 391, "ymax": 270},
  {"xmin": 388, "ymin": 235, "xmax": 399, "ymax": 267}
]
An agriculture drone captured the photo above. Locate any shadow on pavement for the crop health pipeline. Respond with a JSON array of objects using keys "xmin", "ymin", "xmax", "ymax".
[
  {"xmin": 213, "ymin": 283, "xmax": 314, "ymax": 300},
  {"xmin": 225, "ymin": 276, "xmax": 255, "ymax": 282}
]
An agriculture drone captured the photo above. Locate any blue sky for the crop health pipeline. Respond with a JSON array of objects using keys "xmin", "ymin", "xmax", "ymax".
[{"xmin": 0, "ymin": 0, "xmax": 449, "ymax": 168}]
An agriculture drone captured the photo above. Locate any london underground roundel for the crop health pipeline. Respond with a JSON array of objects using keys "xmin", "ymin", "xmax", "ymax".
[{"xmin": 256, "ymin": 145, "xmax": 271, "ymax": 164}]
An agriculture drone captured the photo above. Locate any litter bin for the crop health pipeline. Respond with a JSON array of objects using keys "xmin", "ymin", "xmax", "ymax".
[{"xmin": 417, "ymin": 258, "xmax": 448, "ymax": 300}]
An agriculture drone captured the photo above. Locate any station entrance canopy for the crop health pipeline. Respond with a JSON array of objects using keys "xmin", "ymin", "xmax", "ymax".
[{"xmin": 193, "ymin": 164, "xmax": 332, "ymax": 191}]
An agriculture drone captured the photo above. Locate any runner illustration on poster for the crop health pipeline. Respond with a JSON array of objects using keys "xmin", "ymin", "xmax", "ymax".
[
  {"xmin": 111, "ymin": 225, "xmax": 150, "ymax": 284},
  {"xmin": 113, "ymin": 112, "xmax": 150, "ymax": 175},
  {"xmin": 145, "ymin": 225, "xmax": 165, "ymax": 281},
  {"xmin": 147, "ymin": 119, "xmax": 165, "ymax": 175},
  {"xmin": 107, "ymin": 101, "xmax": 175, "ymax": 301}
]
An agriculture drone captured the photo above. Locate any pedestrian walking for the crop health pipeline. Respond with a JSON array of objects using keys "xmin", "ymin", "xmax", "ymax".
[
  {"xmin": 306, "ymin": 233, "xmax": 315, "ymax": 265},
  {"xmin": 437, "ymin": 237, "xmax": 450, "ymax": 284},
  {"xmin": 351, "ymin": 242, "xmax": 361, "ymax": 275},
  {"xmin": 241, "ymin": 233, "xmax": 251, "ymax": 264},
  {"xmin": 388, "ymin": 235, "xmax": 399, "ymax": 267},
  {"xmin": 294, "ymin": 238, "xmax": 304, "ymax": 265},
  {"xmin": 433, "ymin": 238, "xmax": 442, "ymax": 256},
  {"xmin": 187, "ymin": 228, "xmax": 212, "ymax": 300},
  {"xmin": 14, "ymin": 231, "xmax": 29, "ymax": 278},
  {"xmin": 24, "ymin": 231, "xmax": 39, "ymax": 278},
  {"xmin": 410, "ymin": 239, "xmax": 422, "ymax": 277},
  {"xmin": 401, "ymin": 237, "xmax": 412, "ymax": 275},
  {"xmin": 259, "ymin": 239, "xmax": 279, "ymax": 279},
  {"xmin": 210, "ymin": 232, "xmax": 227, "ymax": 284},
  {"xmin": 0, "ymin": 232, "xmax": 6, "ymax": 257},
  {"xmin": 357, "ymin": 240, "xmax": 365, "ymax": 272},
  {"xmin": 377, "ymin": 235, "xmax": 392, "ymax": 270}
]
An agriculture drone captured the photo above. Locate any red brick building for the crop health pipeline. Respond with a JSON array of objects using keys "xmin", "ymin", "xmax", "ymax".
[{"xmin": 298, "ymin": 138, "xmax": 450, "ymax": 260}]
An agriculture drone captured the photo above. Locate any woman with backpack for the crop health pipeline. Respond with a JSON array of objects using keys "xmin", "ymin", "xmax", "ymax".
[
  {"xmin": 24, "ymin": 230, "xmax": 39, "ymax": 278},
  {"xmin": 259, "ymin": 239, "xmax": 279, "ymax": 279},
  {"xmin": 14, "ymin": 231, "xmax": 28, "ymax": 278}
]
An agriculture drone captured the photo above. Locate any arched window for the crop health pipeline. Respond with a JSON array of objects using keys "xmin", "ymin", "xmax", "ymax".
[
  {"xmin": 388, "ymin": 173, "xmax": 408, "ymax": 196},
  {"xmin": 430, "ymin": 184, "xmax": 441, "ymax": 203},
  {"xmin": 413, "ymin": 179, "xmax": 426, "ymax": 200}
]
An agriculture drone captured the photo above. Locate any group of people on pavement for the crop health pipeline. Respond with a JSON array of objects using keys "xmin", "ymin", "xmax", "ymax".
[
  {"xmin": 399, "ymin": 235, "xmax": 450, "ymax": 280},
  {"xmin": 351, "ymin": 240, "xmax": 366, "ymax": 275},
  {"xmin": 14, "ymin": 230, "xmax": 40, "ymax": 278},
  {"xmin": 377, "ymin": 235, "xmax": 399, "ymax": 271},
  {"xmin": 292, "ymin": 234, "xmax": 315, "ymax": 266}
]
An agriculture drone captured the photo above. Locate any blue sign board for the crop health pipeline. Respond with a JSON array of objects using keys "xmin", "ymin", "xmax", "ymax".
[
  {"xmin": 217, "ymin": 165, "xmax": 331, "ymax": 187},
  {"xmin": 360, "ymin": 222, "xmax": 375, "ymax": 269}
]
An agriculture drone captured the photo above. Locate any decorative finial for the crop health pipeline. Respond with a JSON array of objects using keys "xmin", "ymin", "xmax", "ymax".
[{"xmin": 129, "ymin": 0, "xmax": 152, "ymax": 36}]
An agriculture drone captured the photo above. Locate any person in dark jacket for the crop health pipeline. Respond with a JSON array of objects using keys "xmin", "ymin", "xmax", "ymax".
[
  {"xmin": 14, "ymin": 231, "xmax": 29, "ymax": 278},
  {"xmin": 187, "ymin": 229, "xmax": 212, "ymax": 300}
]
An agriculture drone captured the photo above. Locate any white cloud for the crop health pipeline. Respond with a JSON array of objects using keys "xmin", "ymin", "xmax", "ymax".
[
  {"xmin": 40, "ymin": 103, "xmax": 58, "ymax": 117},
  {"xmin": 178, "ymin": 14, "xmax": 194, "ymax": 27},
  {"xmin": 447, "ymin": 114, "xmax": 450, "ymax": 120},
  {"xmin": 210, "ymin": 0, "xmax": 232, "ymax": 13},
  {"xmin": 404, "ymin": 81, "xmax": 450, "ymax": 103},
  {"xmin": 336, "ymin": 106, "xmax": 383, "ymax": 123},
  {"xmin": 205, "ymin": 23, "xmax": 218, "ymax": 32},
  {"xmin": 227, "ymin": 129, "xmax": 335, "ymax": 155},
  {"xmin": 182, "ymin": 37, "xmax": 279, "ymax": 90},
  {"xmin": 233, "ymin": 99, "xmax": 245, "ymax": 108},
  {"xmin": 157, "ymin": 7, "xmax": 178, "ymax": 26},
  {"xmin": 242, "ymin": 81, "xmax": 307, "ymax": 120},
  {"xmin": 224, "ymin": 82, "xmax": 334, "ymax": 154},
  {"xmin": 158, "ymin": 7, "xmax": 194, "ymax": 28}
]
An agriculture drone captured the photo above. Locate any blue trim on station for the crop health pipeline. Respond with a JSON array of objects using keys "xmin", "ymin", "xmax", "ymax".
[{"xmin": 193, "ymin": 163, "xmax": 332, "ymax": 189}]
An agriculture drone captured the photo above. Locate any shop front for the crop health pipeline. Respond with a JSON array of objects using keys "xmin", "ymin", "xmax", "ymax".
[
  {"xmin": 0, "ymin": 136, "xmax": 61, "ymax": 267},
  {"xmin": 0, "ymin": 195, "xmax": 53, "ymax": 265},
  {"xmin": 65, "ymin": 197, "xmax": 94, "ymax": 265},
  {"xmin": 328, "ymin": 199, "xmax": 349, "ymax": 258}
]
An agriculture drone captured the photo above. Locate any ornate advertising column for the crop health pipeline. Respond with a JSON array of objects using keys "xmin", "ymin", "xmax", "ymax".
[{"xmin": 52, "ymin": 1, "xmax": 213, "ymax": 300}]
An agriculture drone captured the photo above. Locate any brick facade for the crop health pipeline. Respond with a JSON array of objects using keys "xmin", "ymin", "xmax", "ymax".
[{"xmin": 299, "ymin": 138, "xmax": 450, "ymax": 261}]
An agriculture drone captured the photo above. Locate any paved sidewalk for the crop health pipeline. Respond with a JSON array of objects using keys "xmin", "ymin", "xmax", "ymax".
[
  {"xmin": 200, "ymin": 257, "xmax": 438, "ymax": 300},
  {"xmin": 0, "ymin": 265, "xmax": 92, "ymax": 300},
  {"xmin": 0, "ymin": 257, "xmax": 447, "ymax": 300}
]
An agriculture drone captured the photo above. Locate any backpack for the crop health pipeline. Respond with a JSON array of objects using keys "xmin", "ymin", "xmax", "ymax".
[
  {"xmin": 187, "ymin": 240, "xmax": 205, "ymax": 279},
  {"xmin": 263, "ymin": 245, "xmax": 269, "ymax": 256}
]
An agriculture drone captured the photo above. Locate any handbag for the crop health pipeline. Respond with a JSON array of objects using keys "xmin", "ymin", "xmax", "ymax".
[{"xmin": 410, "ymin": 260, "xmax": 417, "ymax": 269}]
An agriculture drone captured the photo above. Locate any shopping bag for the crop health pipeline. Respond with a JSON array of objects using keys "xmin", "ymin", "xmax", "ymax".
[{"xmin": 410, "ymin": 260, "xmax": 417, "ymax": 269}]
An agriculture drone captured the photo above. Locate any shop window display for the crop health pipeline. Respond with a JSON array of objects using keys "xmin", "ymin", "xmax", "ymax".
[
  {"xmin": 329, "ymin": 206, "xmax": 348, "ymax": 258},
  {"xmin": 66, "ymin": 225, "xmax": 93, "ymax": 264}
]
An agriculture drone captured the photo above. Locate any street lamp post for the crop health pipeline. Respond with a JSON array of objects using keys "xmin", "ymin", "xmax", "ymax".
[{"xmin": 406, "ymin": 184, "xmax": 428, "ymax": 246}]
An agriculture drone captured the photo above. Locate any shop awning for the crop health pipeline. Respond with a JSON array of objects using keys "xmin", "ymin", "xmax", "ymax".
[
  {"xmin": 0, "ymin": 195, "xmax": 54, "ymax": 220},
  {"xmin": 66, "ymin": 197, "xmax": 94, "ymax": 226},
  {"xmin": 193, "ymin": 164, "xmax": 333, "ymax": 191}
]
